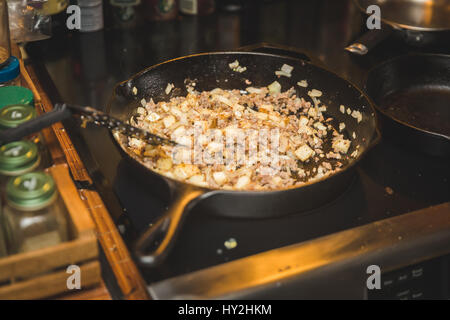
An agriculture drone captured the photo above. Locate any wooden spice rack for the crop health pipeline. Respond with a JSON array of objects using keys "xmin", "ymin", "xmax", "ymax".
[
  {"xmin": 4, "ymin": 44, "xmax": 150, "ymax": 300},
  {"xmin": 0, "ymin": 165, "xmax": 100, "ymax": 299}
]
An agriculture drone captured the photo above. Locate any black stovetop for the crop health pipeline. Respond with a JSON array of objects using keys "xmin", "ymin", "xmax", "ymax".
[{"xmin": 27, "ymin": 0, "xmax": 450, "ymax": 286}]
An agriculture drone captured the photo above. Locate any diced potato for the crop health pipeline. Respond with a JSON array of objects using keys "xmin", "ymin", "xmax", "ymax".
[
  {"xmin": 299, "ymin": 116, "xmax": 309, "ymax": 127},
  {"xmin": 188, "ymin": 174, "xmax": 207, "ymax": 187},
  {"xmin": 173, "ymin": 164, "xmax": 200, "ymax": 180},
  {"xmin": 172, "ymin": 125, "xmax": 186, "ymax": 137},
  {"xmin": 339, "ymin": 122, "xmax": 345, "ymax": 132},
  {"xmin": 163, "ymin": 115, "xmax": 176, "ymax": 128},
  {"xmin": 308, "ymin": 107, "xmax": 317, "ymax": 118},
  {"xmin": 314, "ymin": 122, "xmax": 327, "ymax": 131},
  {"xmin": 161, "ymin": 103, "xmax": 169, "ymax": 112},
  {"xmin": 256, "ymin": 112, "xmax": 268, "ymax": 121},
  {"xmin": 207, "ymin": 142, "xmax": 223, "ymax": 153},
  {"xmin": 146, "ymin": 112, "xmax": 160, "ymax": 122},
  {"xmin": 213, "ymin": 171, "xmax": 227, "ymax": 185},
  {"xmin": 340, "ymin": 105, "xmax": 345, "ymax": 114},
  {"xmin": 156, "ymin": 157, "xmax": 173, "ymax": 171},
  {"xmin": 295, "ymin": 144, "xmax": 314, "ymax": 162},
  {"xmin": 174, "ymin": 136, "xmax": 191, "ymax": 146},
  {"xmin": 235, "ymin": 175, "xmax": 251, "ymax": 189},
  {"xmin": 170, "ymin": 106, "xmax": 183, "ymax": 118},
  {"xmin": 129, "ymin": 138, "xmax": 145, "ymax": 150},
  {"xmin": 214, "ymin": 95, "xmax": 233, "ymax": 106},
  {"xmin": 332, "ymin": 138, "xmax": 351, "ymax": 154},
  {"xmin": 272, "ymin": 176, "xmax": 282, "ymax": 185}
]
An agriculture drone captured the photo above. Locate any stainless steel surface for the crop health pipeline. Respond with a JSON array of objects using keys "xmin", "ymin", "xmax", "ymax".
[
  {"xmin": 148, "ymin": 202, "xmax": 450, "ymax": 299},
  {"xmin": 355, "ymin": 0, "xmax": 450, "ymax": 31}
]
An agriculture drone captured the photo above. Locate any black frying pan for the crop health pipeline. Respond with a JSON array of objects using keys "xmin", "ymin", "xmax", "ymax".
[
  {"xmin": 365, "ymin": 53, "xmax": 450, "ymax": 157},
  {"xmin": 346, "ymin": 0, "xmax": 450, "ymax": 55},
  {"xmin": 106, "ymin": 46, "xmax": 381, "ymax": 267},
  {"xmin": 0, "ymin": 46, "xmax": 380, "ymax": 267}
]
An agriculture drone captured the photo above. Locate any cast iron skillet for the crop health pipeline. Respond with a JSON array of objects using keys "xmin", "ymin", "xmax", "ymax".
[
  {"xmin": 346, "ymin": 0, "xmax": 450, "ymax": 55},
  {"xmin": 365, "ymin": 53, "xmax": 450, "ymax": 157},
  {"xmin": 106, "ymin": 48, "xmax": 381, "ymax": 267}
]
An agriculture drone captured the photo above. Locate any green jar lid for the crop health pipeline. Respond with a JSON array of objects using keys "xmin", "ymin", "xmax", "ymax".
[
  {"xmin": 0, "ymin": 86, "xmax": 34, "ymax": 109},
  {"xmin": 0, "ymin": 141, "xmax": 40, "ymax": 175},
  {"xmin": 6, "ymin": 171, "xmax": 57, "ymax": 211},
  {"xmin": 0, "ymin": 104, "xmax": 36, "ymax": 128}
]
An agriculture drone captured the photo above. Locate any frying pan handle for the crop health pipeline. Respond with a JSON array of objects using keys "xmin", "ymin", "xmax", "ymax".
[
  {"xmin": 0, "ymin": 103, "xmax": 72, "ymax": 145},
  {"xmin": 238, "ymin": 42, "xmax": 324, "ymax": 67},
  {"xmin": 345, "ymin": 28, "xmax": 393, "ymax": 55},
  {"xmin": 134, "ymin": 185, "xmax": 208, "ymax": 267}
]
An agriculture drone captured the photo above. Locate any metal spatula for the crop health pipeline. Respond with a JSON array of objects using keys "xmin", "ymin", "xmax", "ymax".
[{"xmin": 0, "ymin": 103, "xmax": 178, "ymax": 146}]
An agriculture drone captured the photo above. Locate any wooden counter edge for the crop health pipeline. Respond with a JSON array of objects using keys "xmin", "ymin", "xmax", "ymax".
[{"xmin": 21, "ymin": 56, "xmax": 150, "ymax": 300}]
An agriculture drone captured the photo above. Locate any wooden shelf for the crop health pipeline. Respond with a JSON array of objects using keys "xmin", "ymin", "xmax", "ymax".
[{"xmin": 16, "ymin": 44, "xmax": 149, "ymax": 300}]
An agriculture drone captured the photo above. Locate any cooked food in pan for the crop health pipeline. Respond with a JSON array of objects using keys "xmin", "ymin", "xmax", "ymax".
[{"xmin": 125, "ymin": 81, "xmax": 358, "ymax": 191}]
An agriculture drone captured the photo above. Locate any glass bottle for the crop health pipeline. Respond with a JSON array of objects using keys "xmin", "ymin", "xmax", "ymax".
[
  {"xmin": 2, "ymin": 171, "xmax": 69, "ymax": 254},
  {"xmin": 0, "ymin": 0, "xmax": 11, "ymax": 68}
]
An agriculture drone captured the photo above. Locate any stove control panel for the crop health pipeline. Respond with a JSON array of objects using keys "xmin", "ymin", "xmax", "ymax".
[{"xmin": 368, "ymin": 254, "xmax": 449, "ymax": 300}]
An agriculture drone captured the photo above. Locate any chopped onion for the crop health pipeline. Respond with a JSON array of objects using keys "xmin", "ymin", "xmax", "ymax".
[
  {"xmin": 297, "ymin": 80, "xmax": 308, "ymax": 87},
  {"xmin": 268, "ymin": 81, "xmax": 281, "ymax": 94},
  {"xmin": 275, "ymin": 70, "xmax": 292, "ymax": 78},
  {"xmin": 246, "ymin": 87, "xmax": 263, "ymax": 94},
  {"xmin": 308, "ymin": 89, "xmax": 323, "ymax": 97},
  {"xmin": 281, "ymin": 64, "xmax": 294, "ymax": 74},
  {"xmin": 229, "ymin": 60, "xmax": 239, "ymax": 69},
  {"xmin": 165, "ymin": 83, "xmax": 174, "ymax": 95}
]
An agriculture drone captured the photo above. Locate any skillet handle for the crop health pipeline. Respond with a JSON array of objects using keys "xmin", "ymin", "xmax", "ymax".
[
  {"xmin": 134, "ymin": 185, "xmax": 207, "ymax": 267},
  {"xmin": 345, "ymin": 27, "xmax": 393, "ymax": 55},
  {"xmin": 237, "ymin": 42, "xmax": 324, "ymax": 67}
]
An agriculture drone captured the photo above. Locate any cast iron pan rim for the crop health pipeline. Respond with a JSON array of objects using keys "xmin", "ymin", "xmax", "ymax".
[
  {"xmin": 353, "ymin": 0, "xmax": 450, "ymax": 32},
  {"xmin": 364, "ymin": 53, "xmax": 450, "ymax": 141},
  {"xmin": 107, "ymin": 51, "xmax": 382, "ymax": 195}
]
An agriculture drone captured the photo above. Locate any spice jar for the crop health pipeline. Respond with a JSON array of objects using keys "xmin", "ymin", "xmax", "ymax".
[
  {"xmin": 0, "ymin": 0, "xmax": 11, "ymax": 68},
  {"xmin": 2, "ymin": 172, "xmax": 69, "ymax": 254},
  {"xmin": 0, "ymin": 87, "xmax": 34, "ymax": 109},
  {"xmin": 179, "ymin": 0, "xmax": 214, "ymax": 15},
  {"xmin": 78, "ymin": 0, "xmax": 104, "ymax": 32},
  {"xmin": 0, "ymin": 141, "xmax": 42, "ymax": 188},
  {"xmin": 143, "ymin": 0, "xmax": 178, "ymax": 21},
  {"xmin": 0, "ymin": 56, "xmax": 20, "ymax": 87},
  {"xmin": 0, "ymin": 104, "xmax": 51, "ymax": 169}
]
